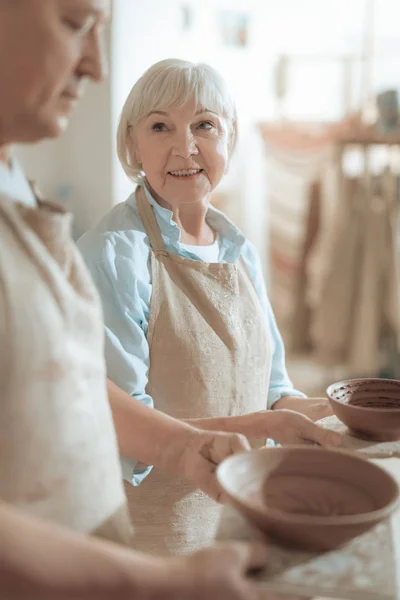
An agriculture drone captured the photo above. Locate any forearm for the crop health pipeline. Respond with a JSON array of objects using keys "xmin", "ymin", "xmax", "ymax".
[
  {"xmin": 0, "ymin": 502, "xmax": 169, "ymax": 600},
  {"xmin": 272, "ymin": 395, "xmax": 333, "ymax": 421},
  {"xmin": 184, "ymin": 413, "xmax": 266, "ymax": 439},
  {"xmin": 272, "ymin": 396, "xmax": 298, "ymax": 410},
  {"xmin": 107, "ymin": 378, "xmax": 196, "ymax": 475}
]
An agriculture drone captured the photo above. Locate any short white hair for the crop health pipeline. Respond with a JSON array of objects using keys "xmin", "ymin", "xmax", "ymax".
[{"xmin": 117, "ymin": 58, "xmax": 238, "ymax": 184}]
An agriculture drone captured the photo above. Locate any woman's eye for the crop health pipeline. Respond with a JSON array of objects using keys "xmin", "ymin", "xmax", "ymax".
[
  {"xmin": 198, "ymin": 121, "xmax": 215, "ymax": 130},
  {"xmin": 152, "ymin": 123, "xmax": 167, "ymax": 132}
]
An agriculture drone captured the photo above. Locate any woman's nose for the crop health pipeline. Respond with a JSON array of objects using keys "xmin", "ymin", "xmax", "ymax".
[{"xmin": 172, "ymin": 130, "xmax": 198, "ymax": 158}]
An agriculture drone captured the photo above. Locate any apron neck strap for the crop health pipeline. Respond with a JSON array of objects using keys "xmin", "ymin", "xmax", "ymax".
[
  {"xmin": 136, "ymin": 185, "xmax": 166, "ymax": 253},
  {"xmin": 28, "ymin": 179, "xmax": 44, "ymax": 205}
]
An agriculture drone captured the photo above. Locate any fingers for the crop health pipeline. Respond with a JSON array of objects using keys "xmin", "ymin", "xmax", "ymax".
[
  {"xmin": 205, "ymin": 432, "xmax": 250, "ymax": 466},
  {"xmin": 184, "ymin": 542, "xmax": 269, "ymax": 600},
  {"xmin": 240, "ymin": 541, "xmax": 269, "ymax": 574},
  {"xmin": 229, "ymin": 432, "xmax": 251, "ymax": 454},
  {"xmin": 184, "ymin": 431, "xmax": 251, "ymax": 501},
  {"xmin": 194, "ymin": 457, "xmax": 222, "ymax": 501},
  {"xmin": 301, "ymin": 419, "xmax": 343, "ymax": 447},
  {"xmin": 200, "ymin": 433, "xmax": 250, "ymax": 502},
  {"xmin": 210, "ymin": 541, "xmax": 269, "ymax": 574}
]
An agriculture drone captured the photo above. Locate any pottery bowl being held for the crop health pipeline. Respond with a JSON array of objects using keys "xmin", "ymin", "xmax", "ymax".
[
  {"xmin": 217, "ymin": 446, "xmax": 400, "ymax": 551},
  {"xmin": 326, "ymin": 378, "xmax": 400, "ymax": 441}
]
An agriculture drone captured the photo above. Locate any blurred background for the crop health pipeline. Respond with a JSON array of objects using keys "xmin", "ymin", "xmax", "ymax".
[{"xmin": 15, "ymin": 0, "xmax": 400, "ymax": 394}]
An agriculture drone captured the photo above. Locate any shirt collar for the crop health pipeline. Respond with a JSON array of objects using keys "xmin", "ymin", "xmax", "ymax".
[{"xmin": 127, "ymin": 183, "xmax": 246, "ymax": 263}]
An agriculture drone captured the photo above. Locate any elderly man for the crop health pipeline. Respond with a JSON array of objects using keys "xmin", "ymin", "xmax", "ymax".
[{"xmin": 0, "ymin": 1, "xmax": 271, "ymax": 598}]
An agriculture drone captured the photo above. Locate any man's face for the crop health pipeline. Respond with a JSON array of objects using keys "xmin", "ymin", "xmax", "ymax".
[{"xmin": 0, "ymin": 0, "xmax": 110, "ymax": 145}]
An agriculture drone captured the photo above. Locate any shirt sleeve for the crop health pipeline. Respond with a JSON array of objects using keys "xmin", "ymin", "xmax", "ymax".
[
  {"xmin": 78, "ymin": 232, "xmax": 153, "ymax": 486},
  {"xmin": 241, "ymin": 241, "xmax": 306, "ymax": 408}
]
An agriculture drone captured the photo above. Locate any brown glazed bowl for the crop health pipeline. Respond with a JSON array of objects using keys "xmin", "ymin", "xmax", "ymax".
[
  {"xmin": 217, "ymin": 446, "xmax": 399, "ymax": 552},
  {"xmin": 326, "ymin": 378, "xmax": 400, "ymax": 441}
]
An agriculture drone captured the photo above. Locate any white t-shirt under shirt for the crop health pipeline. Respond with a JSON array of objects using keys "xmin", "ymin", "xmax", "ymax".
[
  {"xmin": 0, "ymin": 157, "xmax": 37, "ymax": 207},
  {"xmin": 180, "ymin": 236, "xmax": 220, "ymax": 262}
]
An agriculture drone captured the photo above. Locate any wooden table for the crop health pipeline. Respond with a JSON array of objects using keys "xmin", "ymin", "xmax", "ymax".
[{"xmin": 216, "ymin": 418, "xmax": 400, "ymax": 600}]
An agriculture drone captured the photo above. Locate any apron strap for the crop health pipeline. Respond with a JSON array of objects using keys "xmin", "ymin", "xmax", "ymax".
[
  {"xmin": 28, "ymin": 179, "xmax": 44, "ymax": 205},
  {"xmin": 136, "ymin": 185, "xmax": 166, "ymax": 253}
]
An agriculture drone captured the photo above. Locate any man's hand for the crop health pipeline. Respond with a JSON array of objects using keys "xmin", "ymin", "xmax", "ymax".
[
  {"xmin": 272, "ymin": 396, "xmax": 333, "ymax": 422},
  {"xmin": 163, "ymin": 542, "xmax": 304, "ymax": 600},
  {"xmin": 161, "ymin": 541, "xmax": 269, "ymax": 600},
  {"xmin": 255, "ymin": 409, "xmax": 342, "ymax": 447},
  {"xmin": 0, "ymin": 500, "xmax": 274, "ymax": 600},
  {"xmin": 177, "ymin": 430, "xmax": 251, "ymax": 502}
]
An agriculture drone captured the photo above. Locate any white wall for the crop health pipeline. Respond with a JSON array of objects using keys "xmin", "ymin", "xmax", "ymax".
[
  {"xmin": 15, "ymin": 139, "xmax": 60, "ymax": 198},
  {"xmin": 55, "ymin": 79, "xmax": 114, "ymax": 238}
]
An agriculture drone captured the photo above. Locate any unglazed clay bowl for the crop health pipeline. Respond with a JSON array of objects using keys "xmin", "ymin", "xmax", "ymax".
[
  {"xmin": 217, "ymin": 446, "xmax": 399, "ymax": 551},
  {"xmin": 326, "ymin": 378, "xmax": 400, "ymax": 441}
]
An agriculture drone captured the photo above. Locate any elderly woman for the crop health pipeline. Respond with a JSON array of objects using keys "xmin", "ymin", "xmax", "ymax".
[{"xmin": 78, "ymin": 58, "xmax": 339, "ymax": 556}]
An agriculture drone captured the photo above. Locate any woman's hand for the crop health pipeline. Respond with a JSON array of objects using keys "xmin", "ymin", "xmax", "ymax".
[
  {"xmin": 177, "ymin": 430, "xmax": 251, "ymax": 502},
  {"xmin": 272, "ymin": 396, "xmax": 333, "ymax": 422},
  {"xmin": 175, "ymin": 413, "xmax": 342, "ymax": 503},
  {"xmin": 253, "ymin": 409, "xmax": 342, "ymax": 447}
]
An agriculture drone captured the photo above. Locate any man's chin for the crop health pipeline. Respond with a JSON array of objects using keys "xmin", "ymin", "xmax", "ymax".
[
  {"xmin": 54, "ymin": 115, "xmax": 70, "ymax": 135},
  {"xmin": 2, "ymin": 108, "xmax": 73, "ymax": 145},
  {"xmin": 35, "ymin": 115, "xmax": 70, "ymax": 142}
]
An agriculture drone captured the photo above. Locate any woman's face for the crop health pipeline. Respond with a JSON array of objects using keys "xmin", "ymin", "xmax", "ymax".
[{"xmin": 133, "ymin": 98, "xmax": 230, "ymax": 207}]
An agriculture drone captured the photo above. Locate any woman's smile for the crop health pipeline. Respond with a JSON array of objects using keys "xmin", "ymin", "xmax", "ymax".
[{"xmin": 167, "ymin": 168, "xmax": 204, "ymax": 180}]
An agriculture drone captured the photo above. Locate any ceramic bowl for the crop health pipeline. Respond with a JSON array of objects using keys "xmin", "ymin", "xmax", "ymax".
[
  {"xmin": 217, "ymin": 446, "xmax": 399, "ymax": 551},
  {"xmin": 326, "ymin": 378, "xmax": 400, "ymax": 441}
]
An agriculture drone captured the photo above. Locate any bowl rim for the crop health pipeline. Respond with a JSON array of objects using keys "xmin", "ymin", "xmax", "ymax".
[
  {"xmin": 217, "ymin": 445, "xmax": 400, "ymax": 527},
  {"xmin": 326, "ymin": 378, "xmax": 400, "ymax": 414}
]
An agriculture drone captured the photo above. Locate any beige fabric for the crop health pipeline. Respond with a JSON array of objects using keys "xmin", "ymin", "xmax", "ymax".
[
  {"xmin": 260, "ymin": 126, "xmax": 334, "ymax": 352},
  {"xmin": 0, "ymin": 194, "xmax": 132, "ymax": 545},
  {"xmin": 308, "ymin": 176, "xmax": 399, "ymax": 373},
  {"xmin": 124, "ymin": 186, "xmax": 272, "ymax": 556}
]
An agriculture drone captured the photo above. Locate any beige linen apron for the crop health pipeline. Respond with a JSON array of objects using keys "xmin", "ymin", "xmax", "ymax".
[
  {"xmin": 0, "ymin": 195, "xmax": 132, "ymax": 545},
  {"xmin": 124, "ymin": 186, "xmax": 272, "ymax": 555}
]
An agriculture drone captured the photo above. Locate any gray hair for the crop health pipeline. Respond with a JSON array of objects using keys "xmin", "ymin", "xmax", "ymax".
[{"xmin": 117, "ymin": 58, "xmax": 238, "ymax": 184}]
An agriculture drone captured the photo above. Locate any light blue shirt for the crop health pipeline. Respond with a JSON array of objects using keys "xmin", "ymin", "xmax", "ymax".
[
  {"xmin": 0, "ymin": 158, "xmax": 37, "ymax": 207},
  {"xmin": 78, "ymin": 185, "xmax": 305, "ymax": 485}
]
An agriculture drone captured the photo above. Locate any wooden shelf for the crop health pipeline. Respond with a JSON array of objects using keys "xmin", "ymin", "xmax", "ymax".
[
  {"xmin": 337, "ymin": 129, "xmax": 400, "ymax": 146},
  {"xmin": 258, "ymin": 120, "xmax": 400, "ymax": 151}
]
